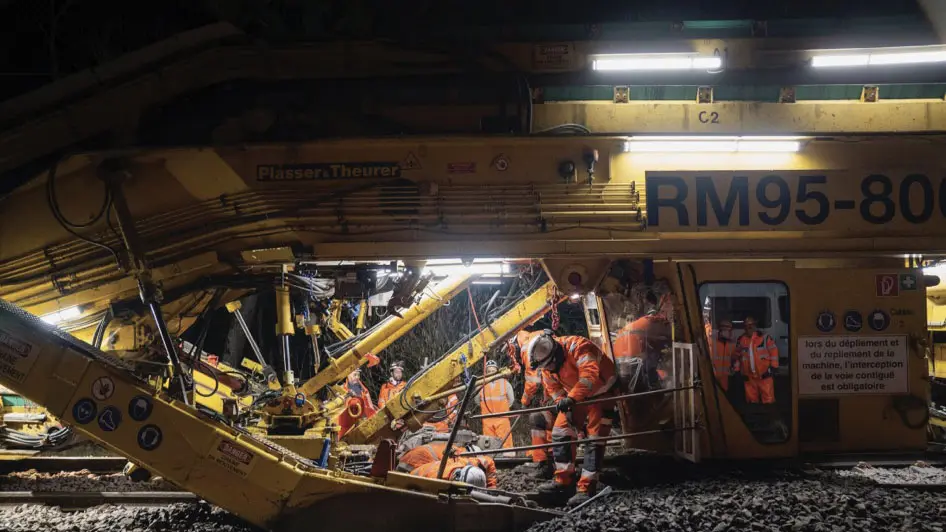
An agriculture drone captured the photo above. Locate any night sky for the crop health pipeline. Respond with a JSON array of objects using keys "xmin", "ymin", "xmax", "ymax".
[{"xmin": 0, "ymin": 0, "xmax": 930, "ymax": 101}]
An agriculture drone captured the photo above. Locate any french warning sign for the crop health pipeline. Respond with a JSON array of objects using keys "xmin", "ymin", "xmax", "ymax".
[
  {"xmin": 798, "ymin": 335, "xmax": 908, "ymax": 396},
  {"xmin": 209, "ymin": 438, "xmax": 257, "ymax": 478},
  {"xmin": 0, "ymin": 326, "xmax": 40, "ymax": 384}
]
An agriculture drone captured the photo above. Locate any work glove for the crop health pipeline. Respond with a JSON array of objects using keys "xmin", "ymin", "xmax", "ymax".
[
  {"xmin": 763, "ymin": 368, "xmax": 774, "ymax": 379},
  {"xmin": 556, "ymin": 397, "xmax": 575, "ymax": 414}
]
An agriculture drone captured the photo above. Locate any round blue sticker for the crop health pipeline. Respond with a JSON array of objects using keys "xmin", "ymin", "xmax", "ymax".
[
  {"xmin": 72, "ymin": 399, "xmax": 97, "ymax": 425},
  {"xmin": 137, "ymin": 425, "xmax": 163, "ymax": 451},
  {"xmin": 868, "ymin": 309, "xmax": 891, "ymax": 332},
  {"xmin": 816, "ymin": 311, "xmax": 836, "ymax": 333},
  {"xmin": 97, "ymin": 406, "xmax": 122, "ymax": 432},
  {"xmin": 128, "ymin": 395, "xmax": 153, "ymax": 422},
  {"xmin": 843, "ymin": 311, "xmax": 863, "ymax": 332}
]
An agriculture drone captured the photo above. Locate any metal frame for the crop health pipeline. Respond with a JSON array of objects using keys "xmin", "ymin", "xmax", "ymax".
[{"xmin": 672, "ymin": 342, "xmax": 701, "ymax": 462}]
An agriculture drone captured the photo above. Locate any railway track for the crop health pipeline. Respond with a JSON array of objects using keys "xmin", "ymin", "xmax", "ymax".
[
  {"xmin": 0, "ymin": 491, "xmax": 198, "ymax": 509},
  {"xmin": 0, "ymin": 456, "xmax": 126, "ymax": 474}
]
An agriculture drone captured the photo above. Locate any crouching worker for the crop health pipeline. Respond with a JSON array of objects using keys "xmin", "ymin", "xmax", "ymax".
[
  {"xmin": 411, "ymin": 459, "xmax": 490, "ymax": 488},
  {"xmin": 524, "ymin": 331, "xmax": 618, "ymax": 507},
  {"xmin": 400, "ymin": 441, "xmax": 498, "ymax": 488}
]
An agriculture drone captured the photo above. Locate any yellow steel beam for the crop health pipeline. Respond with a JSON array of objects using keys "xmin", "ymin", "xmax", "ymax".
[
  {"xmin": 534, "ymin": 100, "xmax": 946, "ymax": 134},
  {"xmin": 327, "ymin": 300, "xmax": 355, "ymax": 341},
  {"xmin": 0, "ymin": 298, "xmax": 553, "ymax": 530},
  {"xmin": 298, "ymin": 274, "xmax": 476, "ymax": 397},
  {"xmin": 343, "ymin": 281, "xmax": 555, "ymax": 445}
]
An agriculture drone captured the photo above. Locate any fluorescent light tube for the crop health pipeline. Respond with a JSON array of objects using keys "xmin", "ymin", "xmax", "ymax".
[
  {"xmin": 812, "ymin": 46, "xmax": 946, "ymax": 68},
  {"xmin": 593, "ymin": 55, "xmax": 722, "ymax": 71},
  {"xmin": 40, "ymin": 306, "xmax": 81, "ymax": 325},
  {"xmin": 625, "ymin": 136, "xmax": 801, "ymax": 153}
]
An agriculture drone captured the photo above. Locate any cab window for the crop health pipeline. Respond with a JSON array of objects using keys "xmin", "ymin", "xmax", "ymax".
[{"xmin": 700, "ymin": 282, "xmax": 791, "ymax": 444}]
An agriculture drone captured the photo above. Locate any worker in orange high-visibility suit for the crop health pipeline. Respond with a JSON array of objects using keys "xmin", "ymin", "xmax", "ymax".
[
  {"xmin": 527, "ymin": 332, "xmax": 618, "ymax": 507},
  {"xmin": 378, "ymin": 360, "xmax": 407, "ymax": 408},
  {"xmin": 411, "ymin": 459, "xmax": 488, "ymax": 488},
  {"xmin": 338, "ymin": 369, "xmax": 377, "ymax": 437},
  {"xmin": 513, "ymin": 330, "xmax": 555, "ymax": 479},
  {"xmin": 424, "ymin": 377, "xmax": 461, "ymax": 432},
  {"xmin": 398, "ymin": 441, "xmax": 498, "ymax": 487},
  {"xmin": 710, "ymin": 319, "xmax": 738, "ymax": 392},
  {"xmin": 611, "ymin": 313, "xmax": 671, "ymax": 390},
  {"xmin": 475, "ymin": 360, "xmax": 515, "ymax": 450},
  {"xmin": 734, "ymin": 316, "xmax": 778, "ymax": 404}
]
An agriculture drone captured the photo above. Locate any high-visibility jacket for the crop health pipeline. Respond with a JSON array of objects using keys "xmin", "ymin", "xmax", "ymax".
[
  {"xmin": 424, "ymin": 394, "xmax": 459, "ymax": 432},
  {"xmin": 611, "ymin": 315, "xmax": 671, "ymax": 385},
  {"xmin": 400, "ymin": 442, "xmax": 497, "ymax": 487},
  {"xmin": 411, "ymin": 458, "xmax": 495, "ymax": 487},
  {"xmin": 378, "ymin": 379, "xmax": 406, "ymax": 408},
  {"xmin": 518, "ymin": 331, "xmax": 550, "ymax": 406},
  {"xmin": 543, "ymin": 336, "xmax": 617, "ymax": 402},
  {"xmin": 479, "ymin": 379, "xmax": 514, "ymax": 414},
  {"xmin": 711, "ymin": 336, "xmax": 737, "ymax": 382},
  {"xmin": 734, "ymin": 332, "xmax": 778, "ymax": 379},
  {"xmin": 342, "ymin": 381, "xmax": 377, "ymax": 418}
]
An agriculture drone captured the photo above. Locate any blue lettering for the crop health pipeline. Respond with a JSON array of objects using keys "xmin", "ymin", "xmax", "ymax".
[
  {"xmin": 695, "ymin": 176, "xmax": 749, "ymax": 226},
  {"xmin": 646, "ymin": 176, "xmax": 689, "ymax": 227}
]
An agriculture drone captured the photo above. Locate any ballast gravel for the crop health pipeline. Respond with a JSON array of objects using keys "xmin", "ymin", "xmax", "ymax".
[
  {"xmin": 0, "ymin": 502, "xmax": 257, "ymax": 532},
  {"xmin": 0, "ymin": 470, "xmax": 175, "ymax": 493}
]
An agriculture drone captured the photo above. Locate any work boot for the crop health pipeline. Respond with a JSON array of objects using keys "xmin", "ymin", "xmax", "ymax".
[
  {"xmin": 530, "ymin": 460, "xmax": 554, "ymax": 480},
  {"xmin": 567, "ymin": 491, "xmax": 592, "ymax": 507},
  {"xmin": 537, "ymin": 480, "xmax": 573, "ymax": 495}
]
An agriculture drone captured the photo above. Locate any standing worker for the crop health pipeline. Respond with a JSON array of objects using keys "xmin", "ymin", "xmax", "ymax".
[
  {"xmin": 525, "ymin": 332, "xmax": 618, "ymax": 506},
  {"xmin": 514, "ymin": 330, "xmax": 555, "ymax": 479},
  {"xmin": 710, "ymin": 319, "xmax": 737, "ymax": 392},
  {"xmin": 734, "ymin": 316, "xmax": 778, "ymax": 404},
  {"xmin": 424, "ymin": 377, "xmax": 461, "ymax": 432},
  {"xmin": 338, "ymin": 369, "xmax": 377, "ymax": 437},
  {"xmin": 610, "ymin": 310, "xmax": 671, "ymax": 391},
  {"xmin": 475, "ymin": 360, "xmax": 516, "ymax": 451},
  {"xmin": 378, "ymin": 360, "xmax": 407, "ymax": 408}
]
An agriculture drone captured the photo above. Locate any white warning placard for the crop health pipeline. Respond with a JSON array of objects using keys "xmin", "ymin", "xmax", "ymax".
[
  {"xmin": 798, "ymin": 336, "xmax": 908, "ymax": 396},
  {"xmin": 0, "ymin": 326, "xmax": 41, "ymax": 384}
]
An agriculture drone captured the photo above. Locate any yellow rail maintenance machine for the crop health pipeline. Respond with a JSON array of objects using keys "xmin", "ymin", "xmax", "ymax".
[{"xmin": 0, "ymin": 24, "xmax": 944, "ymax": 531}]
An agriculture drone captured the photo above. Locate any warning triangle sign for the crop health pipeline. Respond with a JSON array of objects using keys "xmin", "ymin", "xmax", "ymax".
[{"xmin": 401, "ymin": 152, "xmax": 422, "ymax": 171}]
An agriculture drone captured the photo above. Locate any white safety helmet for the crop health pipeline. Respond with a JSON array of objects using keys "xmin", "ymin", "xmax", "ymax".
[
  {"xmin": 451, "ymin": 465, "xmax": 487, "ymax": 487},
  {"xmin": 485, "ymin": 360, "xmax": 498, "ymax": 369},
  {"xmin": 526, "ymin": 333, "xmax": 556, "ymax": 370}
]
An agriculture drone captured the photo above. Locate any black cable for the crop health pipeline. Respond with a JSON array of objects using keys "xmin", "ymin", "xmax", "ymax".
[
  {"xmin": 194, "ymin": 360, "xmax": 220, "ymax": 398},
  {"xmin": 891, "ymin": 395, "xmax": 929, "ymax": 430},
  {"xmin": 531, "ymin": 123, "xmax": 591, "ymax": 135},
  {"xmin": 92, "ymin": 308, "xmax": 113, "ymax": 349},
  {"xmin": 47, "ymin": 162, "xmax": 111, "ymax": 229},
  {"xmin": 45, "ymin": 159, "xmax": 122, "ymax": 266}
]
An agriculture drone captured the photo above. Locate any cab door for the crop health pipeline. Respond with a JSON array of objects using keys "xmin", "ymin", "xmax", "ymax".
[{"xmin": 674, "ymin": 260, "xmax": 798, "ymax": 460}]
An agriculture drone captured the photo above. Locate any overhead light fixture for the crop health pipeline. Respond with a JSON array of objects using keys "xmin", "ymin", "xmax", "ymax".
[
  {"xmin": 592, "ymin": 53, "xmax": 722, "ymax": 71},
  {"xmin": 811, "ymin": 46, "xmax": 946, "ymax": 68},
  {"xmin": 423, "ymin": 259, "xmax": 512, "ymax": 277},
  {"xmin": 40, "ymin": 306, "xmax": 81, "ymax": 325},
  {"xmin": 624, "ymin": 136, "xmax": 802, "ymax": 153}
]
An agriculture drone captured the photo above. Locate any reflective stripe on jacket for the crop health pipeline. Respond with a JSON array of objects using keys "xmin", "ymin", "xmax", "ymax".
[
  {"xmin": 542, "ymin": 336, "xmax": 617, "ymax": 402},
  {"xmin": 735, "ymin": 333, "xmax": 778, "ymax": 378}
]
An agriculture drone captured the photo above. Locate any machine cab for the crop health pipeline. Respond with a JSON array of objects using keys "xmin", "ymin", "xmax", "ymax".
[{"xmin": 568, "ymin": 259, "xmax": 931, "ymax": 462}]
